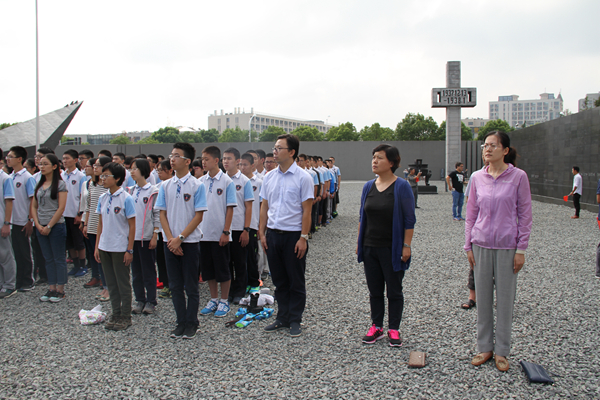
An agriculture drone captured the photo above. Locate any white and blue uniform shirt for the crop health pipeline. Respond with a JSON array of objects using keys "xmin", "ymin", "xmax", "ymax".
[
  {"xmin": 229, "ymin": 171, "xmax": 254, "ymax": 231},
  {"xmin": 155, "ymin": 172, "xmax": 207, "ymax": 243},
  {"xmin": 129, "ymin": 183, "xmax": 160, "ymax": 241},
  {"xmin": 95, "ymin": 188, "xmax": 136, "ymax": 252},
  {"xmin": 260, "ymin": 162, "xmax": 314, "ymax": 232},
  {"xmin": 124, "ymin": 169, "xmax": 135, "ymax": 189},
  {"xmin": 10, "ymin": 168, "xmax": 36, "ymax": 226},
  {"xmin": 60, "ymin": 168, "xmax": 86, "ymax": 218},
  {"xmin": 305, "ymin": 167, "xmax": 319, "ymax": 186},
  {"xmin": 198, "ymin": 170, "xmax": 237, "ymax": 242},
  {"xmin": 248, "ymin": 174, "xmax": 262, "ymax": 231},
  {"xmin": 33, "ymin": 171, "xmax": 42, "ymax": 184},
  {"xmin": 0, "ymin": 171, "xmax": 15, "ymax": 223},
  {"xmin": 150, "ymin": 169, "xmax": 161, "ymax": 185}
]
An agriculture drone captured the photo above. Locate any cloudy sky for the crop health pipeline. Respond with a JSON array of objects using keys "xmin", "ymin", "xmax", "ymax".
[{"xmin": 1, "ymin": 0, "xmax": 598, "ymax": 136}]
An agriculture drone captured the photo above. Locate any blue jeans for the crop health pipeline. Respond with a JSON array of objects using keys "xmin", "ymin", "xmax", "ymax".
[
  {"xmin": 37, "ymin": 223, "xmax": 67, "ymax": 286},
  {"xmin": 164, "ymin": 242, "xmax": 200, "ymax": 326},
  {"xmin": 452, "ymin": 191, "xmax": 464, "ymax": 219}
]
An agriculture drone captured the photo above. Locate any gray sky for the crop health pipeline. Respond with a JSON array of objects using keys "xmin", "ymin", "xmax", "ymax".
[{"xmin": 2, "ymin": 0, "xmax": 599, "ymax": 136}]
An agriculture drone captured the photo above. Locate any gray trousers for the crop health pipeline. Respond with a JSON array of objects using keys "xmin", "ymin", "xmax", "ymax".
[
  {"xmin": 411, "ymin": 186, "xmax": 418, "ymax": 207},
  {"xmin": 0, "ymin": 234, "xmax": 16, "ymax": 290},
  {"xmin": 596, "ymin": 243, "xmax": 600, "ymax": 278},
  {"xmin": 472, "ymin": 245, "xmax": 518, "ymax": 357},
  {"xmin": 99, "ymin": 250, "xmax": 132, "ymax": 317}
]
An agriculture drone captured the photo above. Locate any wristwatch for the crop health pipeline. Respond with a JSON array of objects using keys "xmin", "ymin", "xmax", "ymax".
[
  {"xmin": 223, "ymin": 230, "xmax": 230, "ymax": 236},
  {"xmin": 300, "ymin": 234, "xmax": 309, "ymax": 241},
  {"xmin": 3, "ymin": 221, "xmax": 10, "ymax": 225},
  {"xmin": 126, "ymin": 249, "xmax": 134, "ymax": 254},
  {"xmin": 153, "ymin": 228, "xmax": 160, "ymax": 234},
  {"xmin": 403, "ymin": 243, "xmax": 411, "ymax": 248},
  {"xmin": 243, "ymin": 227, "xmax": 250, "ymax": 232},
  {"xmin": 178, "ymin": 234, "xmax": 185, "ymax": 241}
]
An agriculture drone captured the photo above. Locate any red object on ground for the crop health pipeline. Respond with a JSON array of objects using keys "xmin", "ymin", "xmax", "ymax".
[
  {"xmin": 563, "ymin": 195, "xmax": 568, "ymax": 202},
  {"xmin": 156, "ymin": 278, "xmax": 164, "ymax": 289}
]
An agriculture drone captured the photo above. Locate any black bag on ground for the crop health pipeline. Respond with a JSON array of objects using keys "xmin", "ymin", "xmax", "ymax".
[{"xmin": 520, "ymin": 360, "xmax": 554, "ymax": 384}]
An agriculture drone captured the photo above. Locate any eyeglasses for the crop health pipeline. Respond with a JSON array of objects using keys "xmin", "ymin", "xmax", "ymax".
[
  {"xmin": 99, "ymin": 174, "xmax": 114, "ymax": 179},
  {"xmin": 272, "ymin": 147, "xmax": 289, "ymax": 153},
  {"xmin": 481, "ymin": 144, "xmax": 500, "ymax": 151},
  {"xmin": 34, "ymin": 155, "xmax": 43, "ymax": 160},
  {"xmin": 93, "ymin": 164, "xmax": 102, "ymax": 168},
  {"xmin": 168, "ymin": 154, "xmax": 189, "ymax": 160},
  {"xmin": 130, "ymin": 167, "xmax": 139, "ymax": 171}
]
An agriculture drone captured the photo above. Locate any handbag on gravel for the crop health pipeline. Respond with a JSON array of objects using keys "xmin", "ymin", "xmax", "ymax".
[
  {"xmin": 520, "ymin": 360, "xmax": 554, "ymax": 384},
  {"xmin": 408, "ymin": 351, "xmax": 426, "ymax": 368}
]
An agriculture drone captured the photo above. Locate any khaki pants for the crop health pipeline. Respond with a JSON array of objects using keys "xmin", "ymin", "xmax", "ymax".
[{"xmin": 99, "ymin": 250, "xmax": 132, "ymax": 317}]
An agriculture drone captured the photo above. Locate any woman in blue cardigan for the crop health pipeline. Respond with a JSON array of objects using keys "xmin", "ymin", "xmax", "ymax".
[{"xmin": 357, "ymin": 144, "xmax": 416, "ymax": 347}]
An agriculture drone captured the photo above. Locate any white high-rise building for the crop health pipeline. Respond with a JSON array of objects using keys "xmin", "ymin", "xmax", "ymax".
[
  {"xmin": 578, "ymin": 92, "xmax": 600, "ymax": 112},
  {"xmin": 208, "ymin": 108, "xmax": 333, "ymax": 135},
  {"xmin": 488, "ymin": 93, "xmax": 563, "ymax": 128}
]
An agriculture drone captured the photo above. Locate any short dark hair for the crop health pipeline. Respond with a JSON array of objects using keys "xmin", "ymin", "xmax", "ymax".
[
  {"xmin": 135, "ymin": 153, "xmax": 147, "ymax": 159},
  {"xmin": 79, "ymin": 149, "xmax": 94, "ymax": 158},
  {"xmin": 0, "ymin": 148, "xmax": 3, "ymax": 159},
  {"xmin": 102, "ymin": 162, "xmax": 126, "ymax": 186},
  {"xmin": 573, "ymin": 166, "xmax": 580, "ymax": 172},
  {"xmin": 9, "ymin": 146, "xmax": 27, "ymax": 163},
  {"xmin": 98, "ymin": 149, "xmax": 112, "ymax": 158},
  {"xmin": 157, "ymin": 155, "xmax": 165, "ymax": 161},
  {"xmin": 265, "ymin": 153, "xmax": 274, "ymax": 158},
  {"xmin": 63, "ymin": 149, "xmax": 79, "ymax": 160},
  {"xmin": 159, "ymin": 160, "xmax": 171, "ymax": 171},
  {"xmin": 256, "ymin": 149, "xmax": 266, "ymax": 159},
  {"xmin": 113, "ymin": 152, "xmax": 126, "ymax": 161},
  {"xmin": 277, "ymin": 134, "xmax": 299, "ymax": 160},
  {"xmin": 132, "ymin": 158, "xmax": 151, "ymax": 179},
  {"xmin": 298, "ymin": 153, "xmax": 307, "ymax": 160},
  {"xmin": 192, "ymin": 159, "xmax": 202, "ymax": 168},
  {"xmin": 455, "ymin": 162, "xmax": 463, "ymax": 169},
  {"xmin": 25, "ymin": 158, "xmax": 38, "ymax": 172},
  {"xmin": 241, "ymin": 153, "xmax": 254, "ymax": 165},
  {"xmin": 37, "ymin": 147, "xmax": 54, "ymax": 155},
  {"xmin": 147, "ymin": 154, "xmax": 159, "ymax": 164},
  {"xmin": 173, "ymin": 142, "xmax": 196, "ymax": 160},
  {"xmin": 246, "ymin": 149, "xmax": 258, "ymax": 157},
  {"xmin": 372, "ymin": 144, "xmax": 401, "ymax": 173},
  {"xmin": 124, "ymin": 156, "xmax": 134, "ymax": 166},
  {"xmin": 223, "ymin": 147, "xmax": 240, "ymax": 160},
  {"xmin": 202, "ymin": 146, "xmax": 221, "ymax": 161}
]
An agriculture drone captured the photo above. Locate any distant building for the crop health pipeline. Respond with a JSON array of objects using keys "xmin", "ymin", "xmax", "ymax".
[
  {"xmin": 65, "ymin": 130, "xmax": 152, "ymax": 145},
  {"xmin": 208, "ymin": 107, "xmax": 333, "ymax": 135},
  {"xmin": 462, "ymin": 118, "xmax": 490, "ymax": 138},
  {"xmin": 489, "ymin": 93, "xmax": 563, "ymax": 128},
  {"xmin": 578, "ymin": 92, "xmax": 600, "ymax": 112}
]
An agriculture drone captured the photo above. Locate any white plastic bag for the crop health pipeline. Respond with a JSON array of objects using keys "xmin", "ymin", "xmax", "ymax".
[{"xmin": 79, "ymin": 305, "xmax": 107, "ymax": 325}]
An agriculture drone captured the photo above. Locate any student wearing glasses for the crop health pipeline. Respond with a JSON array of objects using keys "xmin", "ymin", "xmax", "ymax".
[
  {"xmin": 264, "ymin": 153, "xmax": 276, "ymax": 173},
  {"xmin": 259, "ymin": 135, "xmax": 314, "ymax": 337}
]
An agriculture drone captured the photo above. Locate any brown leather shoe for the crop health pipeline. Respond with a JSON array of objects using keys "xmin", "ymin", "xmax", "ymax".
[
  {"xmin": 105, "ymin": 315, "xmax": 119, "ymax": 330},
  {"xmin": 84, "ymin": 277, "xmax": 102, "ymax": 288},
  {"xmin": 113, "ymin": 316, "xmax": 132, "ymax": 331},
  {"xmin": 471, "ymin": 352, "xmax": 493, "ymax": 366},
  {"xmin": 495, "ymin": 356, "xmax": 509, "ymax": 371}
]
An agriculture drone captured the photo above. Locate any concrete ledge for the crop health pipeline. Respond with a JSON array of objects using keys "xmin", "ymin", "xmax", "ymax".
[{"xmin": 531, "ymin": 194, "xmax": 598, "ymax": 213}]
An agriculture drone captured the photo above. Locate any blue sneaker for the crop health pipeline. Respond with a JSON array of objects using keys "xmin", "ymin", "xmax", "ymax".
[
  {"xmin": 67, "ymin": 266, "xmax": 80, "ymax": 276},
  {"xmin": 200, "ymin": 300, "xmax": 218, "ymax": 315},
  {"xmin": 74, "ymin": 268, "xmax": 88, "ymax": 277},
  {"xmin": 214, "ymin": 301, "xmax": 230, "ymax": 318}
]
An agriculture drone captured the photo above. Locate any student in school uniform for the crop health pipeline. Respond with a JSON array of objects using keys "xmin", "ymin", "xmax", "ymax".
[
  {"xmin": 239, "ymin": 152, "xmax": 263, "ymax": 291},
  {"xmin": 0, "ymin": 147, "xmax": 17, "ymax": 299},
  {"xmin": 6, "ymin": 146, "xmax": 36, "ymax": 292},
  {"xmin": 128, "ymin": 158, "xmax": 160, "ymax": 315},
  {"xmin": 112, "ymin": 152, "xmax": 135, "ymax": 188},
  {"xmin": 155, "ymin": 160, "xmax": 173, "ymax": 299},
  {"xmin": 198, "ymin": 146, "xmax": 236, "ymax": 319},
  {"xmin": 61, "ymin": 149, "xmax": 87, "ymax": 277},
  {"xmin": 147, "ymin": 154, "xmax": 160, "ymax": 185},
  {"xmin": 154, "ymin": 143, "xmax": 207, "ymax": 339},
  {"xmin": 298, "ymin": 155, "xmax": 319, "ymax": 237},
  {"xmin": 94, "ymin": 163, "xmax": 136, "ymax": 331},
  {"xmin": 222, "ymin": 148, "xmax": 255, "ymax": 304}
]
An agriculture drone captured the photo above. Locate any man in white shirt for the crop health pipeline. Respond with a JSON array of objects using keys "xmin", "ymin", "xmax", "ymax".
[{"xmin": 567, "ymin": 166, "xmax": 583, "ymax": 219}]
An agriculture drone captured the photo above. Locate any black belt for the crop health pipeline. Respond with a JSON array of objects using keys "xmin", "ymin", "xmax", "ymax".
[{"xmin": 268, "ymin": 228, "xmax": 299, "ymax": 235}]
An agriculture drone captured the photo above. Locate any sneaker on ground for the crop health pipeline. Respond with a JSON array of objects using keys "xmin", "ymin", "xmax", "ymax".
[
  {"xmin": 232, "ymin": 297, "xmax": 242, "ymax": 305},
  {"xmin": 67, "ymin": 266, "xmax": 80, "ymax": 276},
  {"xmin": 182, "ymin": 325, "xmax": 198, "ymax": 339},
  {"xmin": 290, "ymin": 322, "xmax": 302, "ymax": 337},
  {"xmin": 170, "ymin": 323, "xmax": 186, "ymax": 338},
  {"xmin": 40, "ymin": 290, "xmax": 55, "ymax": 302},
  {"xmin": 362, "ymin": 324, "xmax": 385, "ymax": 344},
  {"xmin": 132, "ymin": 301, "xmax": 145, "ymax": 314},
  {"xmin": 113, "ymin": 317, "xmax": 132, "ymax": 331},
  {"xmin": 105, "ymin": 315, "xmax": 119, "ymax": 330},
  {"xmin": 264, "ymin": 320, "xmax": 288, "ymax": 332},
  {"xmin": 388, "ymin": 329, "xmax": 402, "ymax": 347},
  {"xmin": 200, "ymin": 299, "xmax": 219, "ymax": 315},
  {"xmin": 0, "ymin": 288, "xmax": 17, "ymax": 299},
  {"xmin": 142, "ymin": 303, "xmax": 155, "ymax": 315},
  {"xmin": 214, "ymin": 301, "xmax": 230, "ymax": 318},
  {"xmin": 18, "ymin": 284, "xmax": 35, "ymax": 292},
  {"xmin": 74, "ymin": 268, "xmax": 88, "ymax": 278},
  {"xmin": 49, "ymin": 292, "xmax": 66, "ymax": 303}
]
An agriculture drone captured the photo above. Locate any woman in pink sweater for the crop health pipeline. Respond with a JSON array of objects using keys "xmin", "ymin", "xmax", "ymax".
[{"xmin": 464, "ymin": 130, "xmax": 532, "ymax": 372}]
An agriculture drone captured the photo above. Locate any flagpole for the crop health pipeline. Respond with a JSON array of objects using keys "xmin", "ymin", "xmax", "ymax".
[{"xmin": 35, "ymin": 0, "xmax": 40, "ymax": 150}]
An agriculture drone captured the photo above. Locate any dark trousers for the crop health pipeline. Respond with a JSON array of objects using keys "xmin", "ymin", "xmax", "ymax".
[
  {"xmin": 266, "ymin": 229, "xmax": 307, "ymax": 324},
  {"xmin": 573, "ymin": 193, "xmax": 581, "ymax": 217},
  {"xmin": 87, "ymin": 234, "xmax": 106, "ymax": 287},
  {"xmin": 246, "ymin": 228, "xmax": 260, "ymax": 287},
  {"xmin": 12, "ymin": 225, "xmax": 33, "ymax": 288},
  {"xmin": 85, "ymin": 234, "xmax": 100, "ymax": 279},
  {"xmin": 156, "ymin": 233, "xmax": 168, "ymax": 288},
  {"xmin": 229, "ymin": 231, "xmax": 248, "ymax": 299},
  {"xmin": 99, "ymin": 250, "xmax": 132, "ymax": 317},
  {"xmin": 131, "ymin": 241, "xmax": 157, "ymax": 305},
  {"xmin": 310, "ymin": 202, "xmax": 318, "ymax": 233},
  {"xmin": 320, "ymin": 198, "xmax": 328, "ymax": 225},
  {"xmin": 412, "ymin": 186, "xmax": 418, "ymax": 208},
  {"xmin": 31, "ymin": 229, "xmax": 46, "ymax": 280},
  {"xmin": 362, "ymin": 246, "xmax": 405, "ymax": 330},
  {"xmin": 164, "ymin": 242, "xmax": 200, "ymax": 326}
]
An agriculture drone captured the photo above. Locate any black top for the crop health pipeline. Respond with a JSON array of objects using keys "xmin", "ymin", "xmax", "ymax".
[
  {"xmin": 363, "ymin": 181, "xmax": 395, "ymax": 247},
  {"xmin": 448, "ymin": 170, "xmax": 464, "ymax": 193}
]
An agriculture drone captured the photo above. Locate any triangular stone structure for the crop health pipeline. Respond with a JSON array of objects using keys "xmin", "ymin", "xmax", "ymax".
[{"xmin": 0, "ymin": 102, "xmax": 83, "ymax": 156}]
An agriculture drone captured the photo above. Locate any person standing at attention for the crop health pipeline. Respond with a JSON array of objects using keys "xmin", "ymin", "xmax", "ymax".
[
  {"xmin": 259, "ymin": 134, "xmax": 314, "ymax": 337},
  {"xmin": 567, "ymin": 166, "xmax": 582, "ymax": 219},
  {"xmin": 0, "ymin": 148, "xmax": 17, "ymax": 299},
  {"xmin": 446, "ymin": 162, "xmax": 466, "ymax": 221}
]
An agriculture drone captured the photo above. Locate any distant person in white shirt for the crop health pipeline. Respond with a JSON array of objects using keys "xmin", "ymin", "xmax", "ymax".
[{"xmin": 567, "ymin": 166, "xmax": 582, "ymax": 219}]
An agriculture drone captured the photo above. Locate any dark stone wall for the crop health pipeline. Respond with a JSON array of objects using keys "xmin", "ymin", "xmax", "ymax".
[{"xmin": 509, "ymin": 107, "xmax": 600, "ymax": 211}]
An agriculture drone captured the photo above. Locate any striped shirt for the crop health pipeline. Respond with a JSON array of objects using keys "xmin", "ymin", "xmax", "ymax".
[{"xmin": 85, "ymin": 182, "xmax": 108, "ymax": 235}]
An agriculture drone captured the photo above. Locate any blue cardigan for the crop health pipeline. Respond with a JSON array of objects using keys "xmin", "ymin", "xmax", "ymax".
[{"xmin": 357, "ymin": 177, "xmax": 416, "ymax": 271}]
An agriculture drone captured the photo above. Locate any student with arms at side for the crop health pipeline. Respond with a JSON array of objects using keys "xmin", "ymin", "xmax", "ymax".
[{"xmin": 0, "ymin": 147, "xmax": 17, "ymax": 299}]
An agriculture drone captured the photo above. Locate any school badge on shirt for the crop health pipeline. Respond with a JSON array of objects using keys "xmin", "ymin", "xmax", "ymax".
[
  {"xmin": 253, "ymin": 186, "xmax": 257, "ymax": 192},
  {"xmin": 16, "ymin": 182, "xmax": 22, "ymax": 188},
  {"xmin": 72, "ymin": 180, "xmax": 77, "ymax": 185},
  {"xmin": 183, "ymin": 194, "xmax": 191, "ymax": 202},
  {"xmin": 114, "ymin": 207, "xmax": 121, "ymax": 215},
  {"xmin": 143, "ymin": 197, "xmax": 149, "ymax": 204},
  {"xmin": 236, "ymin": 184, "xmax": 242, "ymax": 191},
  {"xmin": 217, "ymin": 188, "xmax": 223, "ymax": 195}
]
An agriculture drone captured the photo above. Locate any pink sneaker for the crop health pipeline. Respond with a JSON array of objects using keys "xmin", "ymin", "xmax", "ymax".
[
  {"xmin": 388, "ymin": 329, "xmax": 402, "ymax": 347},
  {"xmin": 362, "ymin": 324, "xmax": 384, "ymax": 344}
]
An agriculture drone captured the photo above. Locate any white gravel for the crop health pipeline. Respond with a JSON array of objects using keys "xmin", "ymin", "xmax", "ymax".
[{"xmin": 0, "ymin": 181, "xmax": 598, "ymax": 399}]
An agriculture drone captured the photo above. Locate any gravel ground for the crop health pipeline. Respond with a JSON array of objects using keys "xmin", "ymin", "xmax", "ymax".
[{"xmin": 1, "ymin": 180, "xmax": 599, "ymax": 399}]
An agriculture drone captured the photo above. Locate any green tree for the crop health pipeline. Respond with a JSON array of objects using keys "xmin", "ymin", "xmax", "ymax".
[
  {"xmin": 436, "ymin": 121, "xmax": 473, "ymax": 141},
  {"xmin": 326, "ymin": 122, "xmax": 359, "ymax": 141},
  {"xmin": 137, "ymin": 137, "xmax": 160, "ymax": 144},
  {"xmin": 219, "ymin": 126, "xmax": 248, "ymax": 142},
  {"xmin": 359, "ymin": 123, "xmax": 394, "ymax": 141},
  {"xmin": 394, "ymin": 113, "xmax": 440, "ymax": 141},
  {"xmin": 81, "ymin": 142, "xmax": 91, "ymax": 145},
  {"xmin": 259, "ymin": 126, "xmax": 286, "ymax": 142},
  {"xmin": 476, "ymin": 119, "xmax": 515, "ymax": 140},
  {"xmin": 61, "ymin": 135, "xmax": 74, "ymax": 144},
  {"xmin": 0, "ymin": 122, "xmax": 17, "ymax": 130},
  {"xmin": 178, "ymin": 131, "xmax": 202, "ymax": 143},
  {"xmin": 292, "ymin": 126, "xmax": 325, "ymax": 141},
  {"xmin": 200, "ymin": 129, "xmax": 220, "ymax": 143},
  {"xmin": 151, "ymin": 126, "xmax": 180, "ymax": 143},
  {"xmin": 595, "ymin": 97, "xmax": 600, "ymax": 108},
  {"xmin": 110, "ymin": 135, "xmax": 132, "ymax": 145}
]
